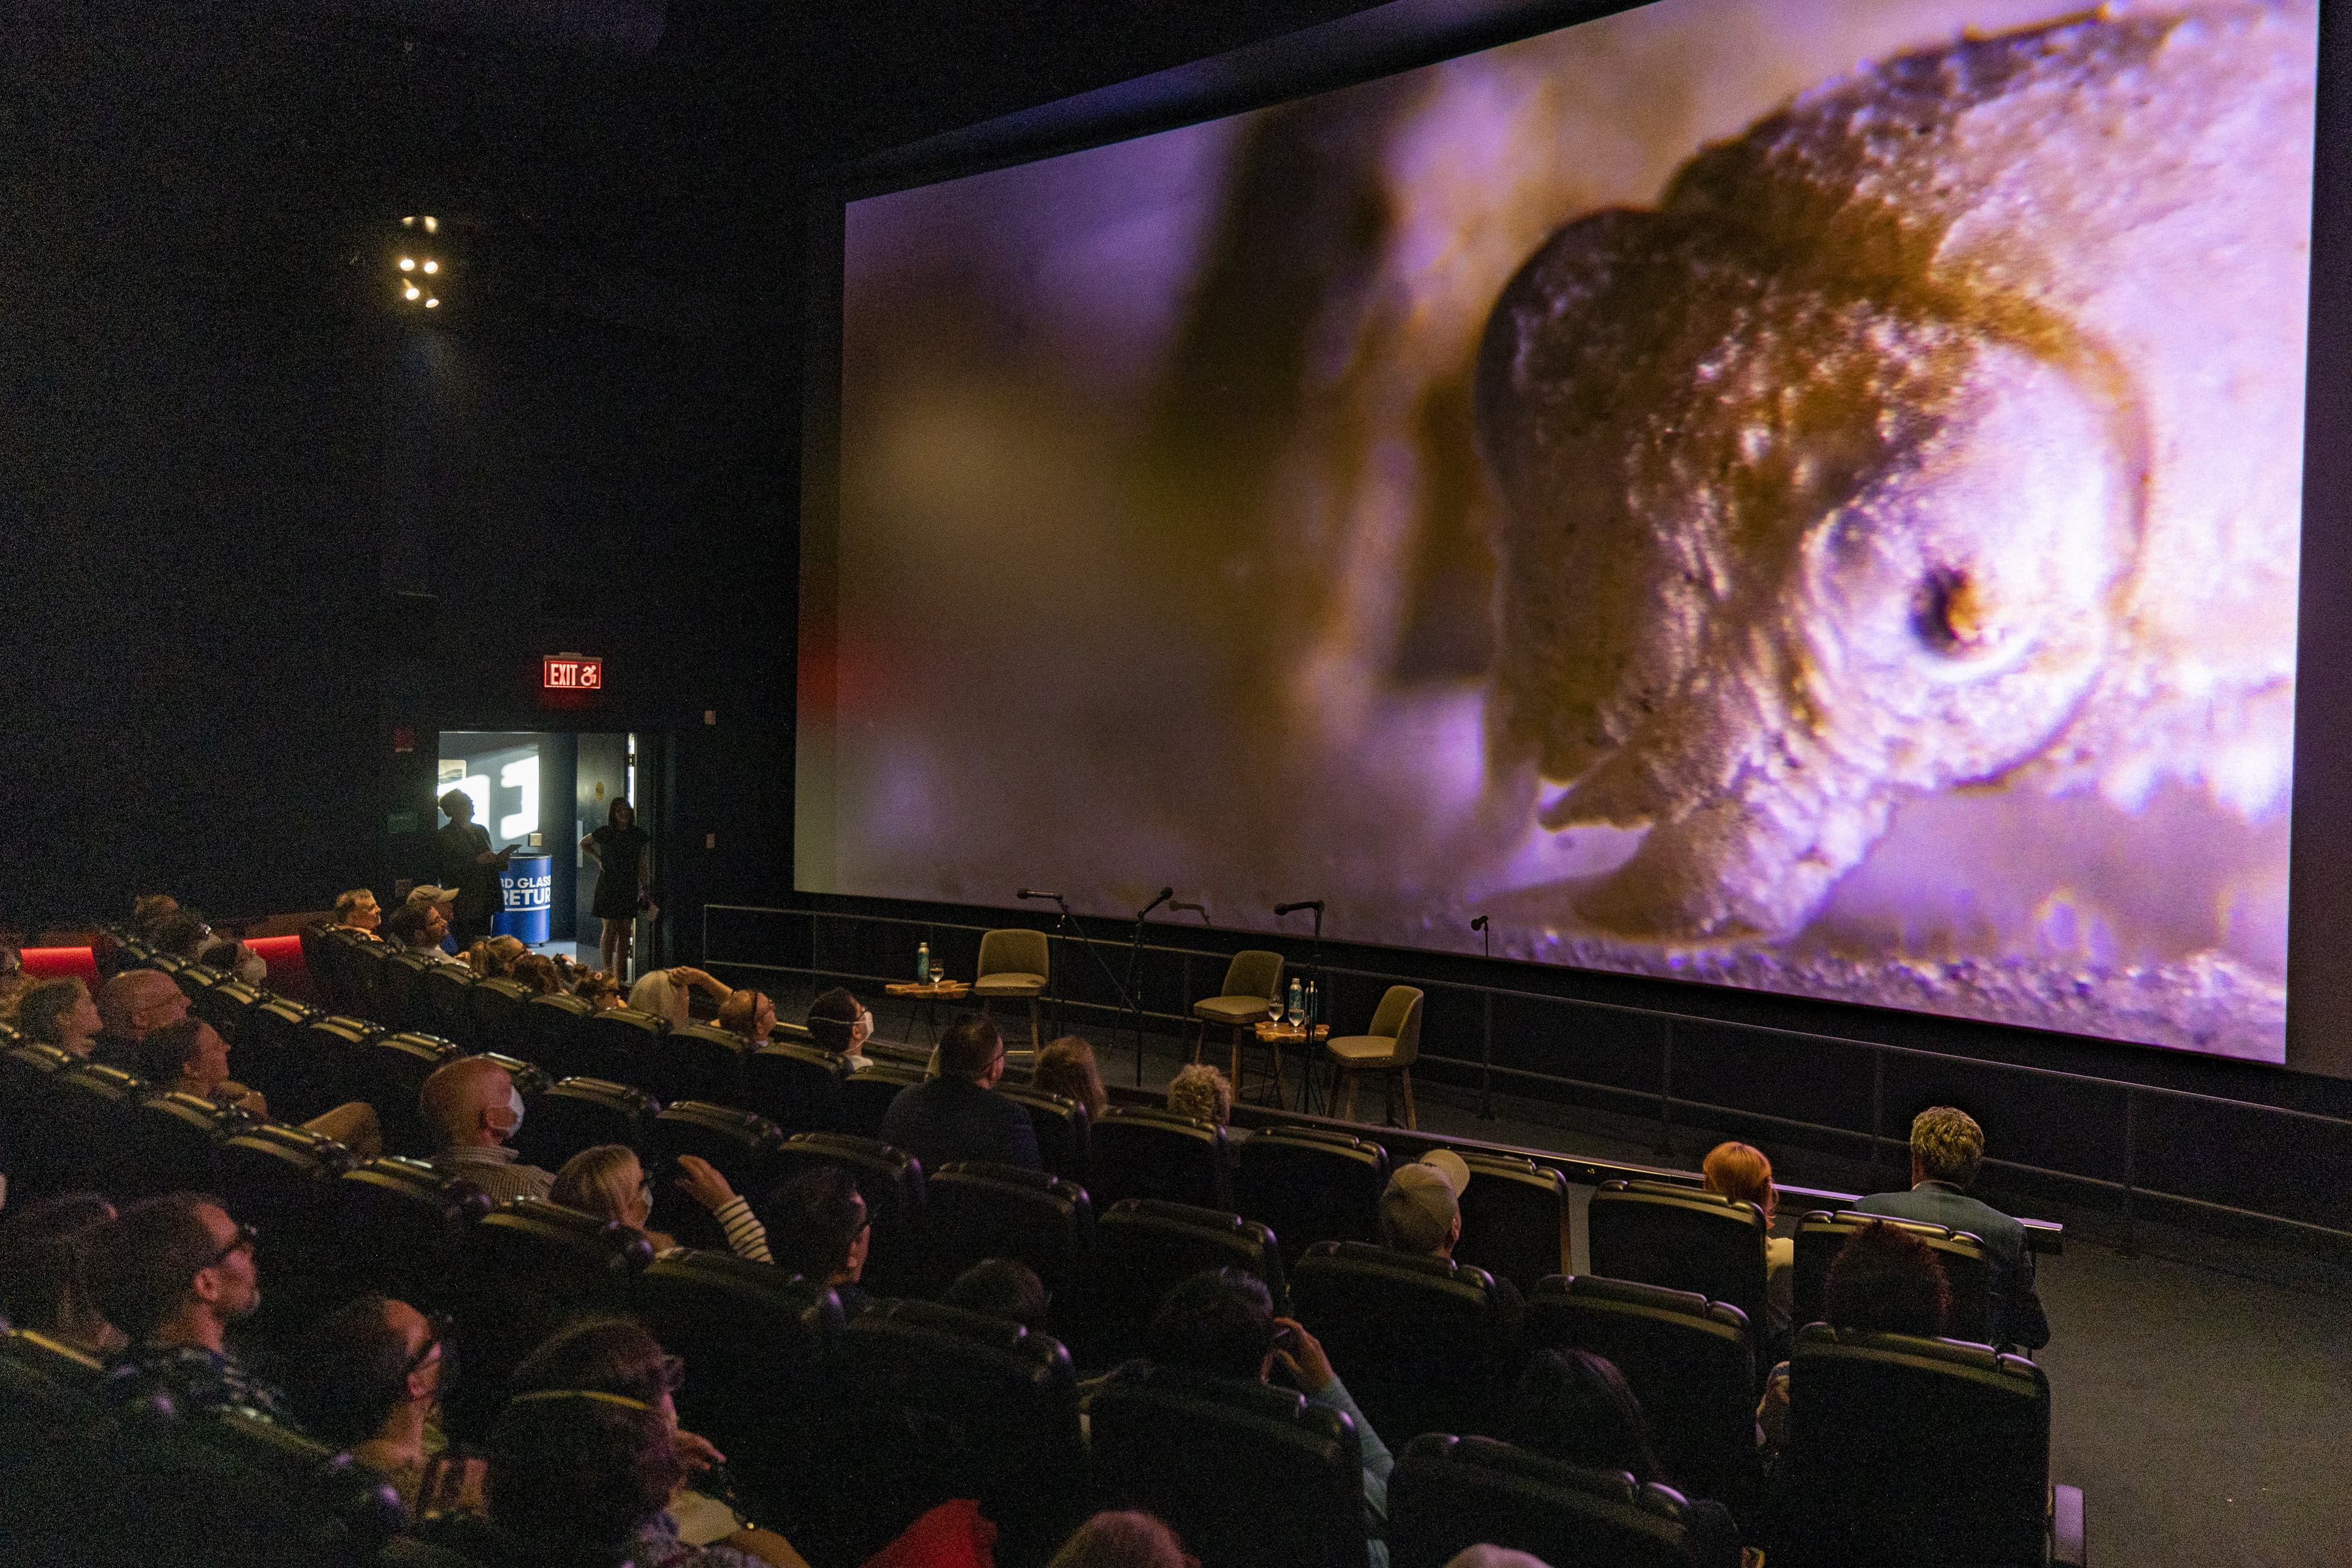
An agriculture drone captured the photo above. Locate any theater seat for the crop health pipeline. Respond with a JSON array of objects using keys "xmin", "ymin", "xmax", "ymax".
[
  {"xmin": 767, "ymin": 1133, "xmax": 927, "ymax": 1296},
  {"xmin": 1524, "ymin": 1274, "xmax": 1757, "ymax": 1519},
  {"xmin": 825, "ymin": 1299, "xmax": 1090, "ymax": 1568},
  {"xmin": 342, "ymin": 935, "xmax": 391, "ymax": 1022},
  {"xmin": 115, "ymin": 1090, "xmax": 244, "ymax": 1200},
  {"xmin": 336, "ymin": 1156, "xmax": 493, "ymax": 1317},
  {"xmin": 1287, "ymin": 1239, "xmax": 1517, "ymax": 1447},
  {"xmin": 1090, "ymin": 1105, "xmax": 1230, "ymax": 1210},
  {"xmin": 1233, "ymin": 1124, "xmax": 1390, "ymax": 1264},
  {"xmin": 417, "ymin": 964, "xmax": 480, "ymax": 1047},
  {"xmin": 1088, "ymin": 1364, "xmax": 1368, "ymax": 1568},
  {"xmin": 573, "ymin": 1004, "xmax": 669, "ymax": 1089},
  {"xmin": 998, "ymin": 1084, "xmax": 1091, "ymax": 1184},
  {"xmin": 229, "ymin": 998, "xmax": 328, "ymax": 1115},
  {"xmin": 645, "ymin": 1101, "xmax": 787, "ymax": 1250},
  {"xmin": 466, "ymin": 976, "xmax": 535, "ymax": 1060},
  {"xmin": 1388, "ymin": 1433, "xmax": 1741, "ymax": 1568},
  {"xmin": 453, "ymin": 1199, "xmax": 655, "ymax": 1441},
  {"xmin": 1081, "ymin": 1200, "xmax": 1284, "ymax": 1369},
  {"xmin": 1795, "ymin": 1209, "xmax": 1995, "ymax": 1345},
  {"xmin": 1454, "ymin": 1152, "xmax": 1571, "ymax": 1296},
  {"xmin": 509, "ymin": 1077, "xmax": 658, "ymax": 1171},
  {"xmin": 644, "ymin": 1021, "xmax": 751, "ymax": 1109},
  {"xmin": 740, "ymin": 1041, "xmax": 849, "ymax": 1135},
  {"xmin": 379, "ymin": 951, "xmax": 436, "ymax": 1032},
  {"xmin": 924, "ymin": 1160, "xmax": 1095, "ymax": 1303},
  {"xmin": 1785, "ymin": 1324, "xmax": 2061, "ymax": 1567},
  {"xmin": 841, "ymin": 1063, "xmax": 924, "ymax": 1141},
  {"xmin": 630, "ymin": 1250, "xmax": 845, "ymax": 1530},
  {"xmin": 1587, "ymin": 1180, "xmax": 1769, "ymax": 1343},
  {"xmin": 188, "ymin": 977, "xmax": 265, "ymax": 1045},
  {"xmin": 517, "ymin": 990, "xmax": 593, "ymax": 1075},
  {"xmin": 0, "ymin": 1043, "xmax": 73, "ymax": 1186},
  {"xmin": 103, "ymin": 1405, "xmax": 407, "ymax": 1568},
  {"xmin": 348, "ymin": 1032, "xmax": 464, "ymax": 1155},
  {"xmin": 35, "ymin": 1064, "xmax": 146, "ymax": 1201}
]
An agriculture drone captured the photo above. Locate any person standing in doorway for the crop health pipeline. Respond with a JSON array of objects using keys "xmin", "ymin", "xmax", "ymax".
[
  {"xmin": 434, "ymin": 789, "xmax": 514, "ymax": 947},
  {"xmin": 581, "ymin": 798, "xmax": 651, "ymax": 981}
]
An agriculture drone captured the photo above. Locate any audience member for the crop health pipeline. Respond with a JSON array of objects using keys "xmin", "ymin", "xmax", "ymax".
[
  {"xmin": 1507, "ymin": 1347, "xmax": 1663, "ymax": 1481},
  {"xmin": 1165, "ymin": 1062, "xmax": 1233, "ymax": 1126},
  {"xmin": 0, "ymin": 944, "xmax": 27, "ymax": 1017},
  {"xmin": 1757, "ymin": 1220, "xmax": 1953, "ymax": 1454},
  {"xmin": 1703, "ymin": 1140, "xmax": 1793, "ymax": 1352},
  {"xmin": 404, "ymin": 883, "xmax": 459, "ymax": 925},
  {"xmin": 510, "ymin": 953, "xmax": 563, "ymax": 996},
  {"xmin": 130, "ymin": 893, "xmax": 182, "ymax": 941},
  {"xmin": 90, "ymin": 968, "xmax": 191, "ymax": 1071},
  {"xmin": 1854, "ymin": 1105, "xmax": 2049, "ymax": 1350},
  {"xmin": 90, "ymin": 1192, "xmax": 299, "ymax": 1425},
  {"xmin": 1030, "ymin": 1036, "xmax": 1108, "ymax": 1120},
  {"xmin": 551, "ymin": 1144, "xmax": 773, "ymax": 1263},
  {"xmin": 1380, "ymin": 1149, "xmax": 1522, "ymax": 1324},
  {"xmin": 285, "ymin": 1295, "xmax": 483, "ymax": 1514},
  {"xmin": 1141, "ymin": 1268, "xmax": 1392, "ymax": 1560},
  {"xmin": 197, "ymin": 937, "xmax": 266, "ymax": 985},
  {"xmin": 944, "ymin": 1257, "xmax": 1051, "ymax": 1333},
  {"xmin": 631, "ymin": 965, "xmax": 736, "ymax": 1028},
  {"xmin": 385, "ymin": 901, "xmax": 462, "ymax": 964},
  {"xmin": 466, "ymin": 934, "xmax": 527, "ymax": 979},
  {"xmin": 433, "ymin": 790, "xmax": 514, "ymax": 945},
  {"xmin": 329, "ymin": 888, "xmax": 385, "ymax": 938},
  {"xmin": 805, "ymin": 987, "xmax": 875, "ymax": 1068},
  {"xmin": 763, "ymin": 1166, "xmax": 875, "ymax": 1314},
  {"xmin": 582, "ymin": 797, "xmax": 653, "ymax": 981},
  {"xmin": 1045, "ymin": 1512, "xmax": 1189, "ymax": 1568},
  {"xmin": 482, "ymin": 1316, "xmax": 803, "ymax": 1568},
  {"xmin": 578, "ymin": 970, "xmax": 625, "ymax": 1011},
  {"xmin": 151, "ymin": 909, "xmax": 211, "ymax": 962},
  {"xmin": 421, "ymin": 1056, "xmax": 552, "ymax": 1202},
  {"xmin": 0, "ymin": 1193, "xmax": 124, "ymax": 1354},
  {"xmin": 879, "ymin": 1015, "xmax": 1041, "ymax": 1172},
  {"xmin": 14, "ymin": 976, "xmax": 101, "ymax": 1056},
  {"xmin": 716, "ymin": 987, "xmax": 778, "ymax": 1046},
  {"xmin": 137, "ymin": 1017, "xmax": 385, "ymax": 1157}
]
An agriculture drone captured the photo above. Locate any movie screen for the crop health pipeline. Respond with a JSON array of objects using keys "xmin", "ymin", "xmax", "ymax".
[{"xmin": 809, "ymin": 0, "xmax": 2317, "ymax": 1062}]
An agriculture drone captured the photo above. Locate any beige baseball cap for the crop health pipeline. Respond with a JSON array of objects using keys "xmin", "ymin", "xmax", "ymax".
[{"xmin": 1381, "ymin": 1149, "xmax": 1471, "ymax": 1254}]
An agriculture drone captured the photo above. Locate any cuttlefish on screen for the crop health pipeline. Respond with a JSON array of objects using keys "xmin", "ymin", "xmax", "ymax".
[{"xmin": 1474, "ymin": 1, "xmax": 2311, "ymax": 943}]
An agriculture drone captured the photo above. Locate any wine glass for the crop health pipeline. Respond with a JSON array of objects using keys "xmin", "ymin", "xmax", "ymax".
[{"xmin": 1266, "ymin": 996, "xmax": 1284, "ymax": 1031}]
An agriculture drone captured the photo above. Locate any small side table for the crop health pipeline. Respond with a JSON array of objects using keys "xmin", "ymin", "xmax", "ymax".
[
  {"xmin": 1251, "ymin": 1021, "xmax": 1329, "ymax": 1112},
  {"xmin": 883, "ymin": 979, "xmax": 971, "ymax": 1047}
]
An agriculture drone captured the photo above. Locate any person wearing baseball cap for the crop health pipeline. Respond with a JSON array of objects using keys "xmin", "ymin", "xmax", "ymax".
[{"xmin": 1380, "ymin": 1149, "xmax": 1523, "ymax": 1324}]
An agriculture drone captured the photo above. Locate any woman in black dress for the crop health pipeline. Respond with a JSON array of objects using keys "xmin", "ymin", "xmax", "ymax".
[{"xmin": 580, "ymin": 798, "xmax": 651, "ymax": 980}]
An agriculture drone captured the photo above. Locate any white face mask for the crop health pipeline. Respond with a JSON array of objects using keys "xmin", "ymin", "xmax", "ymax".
[
  {"xmin": 491, "ymin": 1084, "xmax": 525, "ymax": 1137},
  {"xmin": 235, "ymin": 950, "xmax": 267, "ymax": 986}
]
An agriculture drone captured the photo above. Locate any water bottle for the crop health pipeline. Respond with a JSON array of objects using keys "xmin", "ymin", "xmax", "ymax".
[{"xmin": 917, "ymin": 941, "xmax": 931, "ymax": 983}]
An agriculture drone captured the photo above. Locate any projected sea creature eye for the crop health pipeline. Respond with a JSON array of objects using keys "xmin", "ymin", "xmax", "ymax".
[{"xmin": 1913, "ymin": 565, "xmax": 1995, "ymax": 655}]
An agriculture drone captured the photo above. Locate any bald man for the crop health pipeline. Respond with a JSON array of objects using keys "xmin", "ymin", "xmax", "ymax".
[
  {"xmin": 421, "ymin": 1056, "xmax": 551, "ymax": 1203},
  {"xmin": 90, "ymin": 969, "xmax": 191, "ymax": 1073}
]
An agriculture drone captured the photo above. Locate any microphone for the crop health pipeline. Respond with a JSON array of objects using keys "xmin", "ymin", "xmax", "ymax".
[
  {"xmin": 1017, "ymin": 889, "xmax": 1064, "ymax": 902},
  {"xmin": 1273, "ymin": 899, "xmax": 1326, "ymax": 916},
  {"xmin": 1139, "ymin": 886, "xmax": 1175, "ymax": 918},
  {"xmin": 1470, "ymin": 915, "xmax": 1488, "ymax": 932}
]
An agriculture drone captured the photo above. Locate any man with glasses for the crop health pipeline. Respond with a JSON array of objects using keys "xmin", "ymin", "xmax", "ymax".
[
  {"xmin": 90, "ymin": 1192, "xmax": 299, "ymax": 1426},
  {"xmin": 286, "ymin": 1296, "xmax": 482, "ymax": 1512},
  {"xmin": 878, "ymin": 1015, "xmax": 1041, "ymax": 1173},
  {"xmin": 88, "ymin": 967, "xmax": 191, "ymax": 1072}
]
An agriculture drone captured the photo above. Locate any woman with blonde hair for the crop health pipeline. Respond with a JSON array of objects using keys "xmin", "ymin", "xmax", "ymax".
[
  {"xmin": 549, "ymin": 1143, "xmax": 773, "ymax": 1264},
  {"xmin": 1031, "ymin": 1036, "xmax": 1109, "ymax": 1120},
  {"xmin": 1703, "ymin": 1139, "xmax": 1793, "ymax": 1350},
  {"xmin": 1165, "ymin": 1062, "xmax": 1232, "ymax": 1126}
]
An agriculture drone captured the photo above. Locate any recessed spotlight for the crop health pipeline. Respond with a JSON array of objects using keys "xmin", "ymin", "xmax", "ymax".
[
  {"xmin": 425, "ymin": 297, "xmax": 439, "ymax": 308},
  {"xmin": 399, "ymin": 257, "xmax": 416, "ymax": 271},
  {"xmin": 423, "ymin": 216, "xmax": 438, "ymax": 234},
  {"xmin": 422, "ymin": 260, "xmax": 438, "ymax": 274},
  {"xmin": 404, "ymin": 284, "xmax": 421, "ymax": 301},
  {"xmin": 402, "ymin": 216, "xmax": 416, "ymax": 227}
]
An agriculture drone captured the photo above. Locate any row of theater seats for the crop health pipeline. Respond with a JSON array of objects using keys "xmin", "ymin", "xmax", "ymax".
[{"xmin": 11, "ymin": 934, "xmax": 2070, "ymax": 1566}]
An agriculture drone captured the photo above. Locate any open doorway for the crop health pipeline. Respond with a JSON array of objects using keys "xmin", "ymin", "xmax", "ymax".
[{"xmin": 436, "ymin": 729, "xmax": 666, "ymax": 982}]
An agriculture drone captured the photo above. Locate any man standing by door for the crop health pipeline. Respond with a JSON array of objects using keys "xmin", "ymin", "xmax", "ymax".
[{"xmin": 434, "ymin": 789, "xmax": 513, "ymax": 946}]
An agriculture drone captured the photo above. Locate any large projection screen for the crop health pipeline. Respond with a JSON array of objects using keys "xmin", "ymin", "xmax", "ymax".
[{"xmin": 806, "ymin": 0, "xmax": 2320, "ymax": 1066}]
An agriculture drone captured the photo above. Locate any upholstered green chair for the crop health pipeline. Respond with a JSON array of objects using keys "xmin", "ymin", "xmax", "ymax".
[
  {"xmin": 974, "ymin": 927, "xmax": 1051, "ymax": 1053},
  {"xmin": 1191, "ymin": 950, "xmax": 1286, "ymax": 1094},
  {"xmin": 1323, "ymin": 985, "xmax": 1425, "ymax": 1128}
]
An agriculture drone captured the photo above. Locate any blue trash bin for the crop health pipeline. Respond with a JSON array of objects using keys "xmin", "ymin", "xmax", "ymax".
[{"xmin": 494, "ymin": 852, "xmax": 554, "ymax": 945}]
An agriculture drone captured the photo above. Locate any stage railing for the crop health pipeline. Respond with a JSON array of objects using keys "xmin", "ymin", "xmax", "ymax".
[{"xmin": 701, "ymin": 902, "xmax": 2352, "ymax": 1254}]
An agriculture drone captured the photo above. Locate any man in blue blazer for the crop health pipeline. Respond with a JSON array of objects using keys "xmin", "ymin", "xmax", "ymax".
[
  {"xmin": 879, "ymin": 1015, "xmax": 1041, "ymax": 1173},
  {"xmin": 1854, "ymin": 1105, "xmax": 2050, "ymax": 1351}
]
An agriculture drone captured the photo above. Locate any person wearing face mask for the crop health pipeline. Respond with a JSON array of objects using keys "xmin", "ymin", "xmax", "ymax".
[
  {"xmin": 421, "ymin": 1056, "xmax": 551, "ymax": 1203},
  {"xmin": 198, "ymin": 938, "xmax": 268, "ymax": 986},
  {"xmin": 286, "ymin": 1295, "xmax": 485, "ymax": 1514},
  {"xmin": 804, "ymin": 987, "xmax": 875, "ymax": 1071}
]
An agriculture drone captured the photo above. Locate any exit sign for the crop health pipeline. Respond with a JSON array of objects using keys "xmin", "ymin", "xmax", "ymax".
[{"xmin": 544, "ymin": 655, "xmax": 604, "ymax": 690}]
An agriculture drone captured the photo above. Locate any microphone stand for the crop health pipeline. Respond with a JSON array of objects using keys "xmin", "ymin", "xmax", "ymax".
[
  {"xmin": 1472, "ymin": 915, "xmax": 1495, "ymax": 1121},
  {"xmin": 1120, "ymin": 892, "xmax": 1168, "ymax": 1088},
  {"xmin": 1043, "ymin": 894, "xmax": 1139, "ymax": 1068}
]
